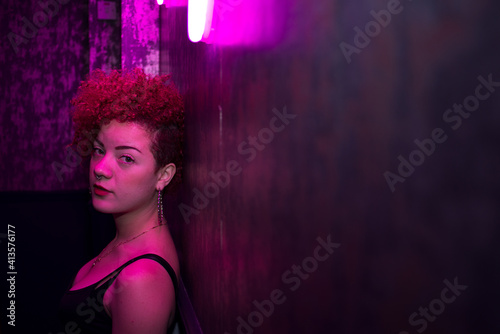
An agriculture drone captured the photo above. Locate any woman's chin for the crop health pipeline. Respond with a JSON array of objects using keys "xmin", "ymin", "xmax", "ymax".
[{"xmin": 91, "ymin": 199, "xmax": 116, "ymax": 214}]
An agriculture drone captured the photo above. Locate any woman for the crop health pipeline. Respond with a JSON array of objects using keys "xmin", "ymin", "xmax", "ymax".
[{"xmin": 59, "ymin": 68, "xmax": 184, "ymax": 334}]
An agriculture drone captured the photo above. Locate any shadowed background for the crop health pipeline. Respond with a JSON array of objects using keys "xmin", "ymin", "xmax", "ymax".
[{"xmin": 1, "ymin": 0, "xmax": 499, "ymax": 333}]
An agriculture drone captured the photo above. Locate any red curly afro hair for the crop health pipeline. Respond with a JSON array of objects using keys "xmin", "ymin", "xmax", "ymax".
[{"xmin": 71, "ymin": 68, "xmax": 184, "ymax": 191}]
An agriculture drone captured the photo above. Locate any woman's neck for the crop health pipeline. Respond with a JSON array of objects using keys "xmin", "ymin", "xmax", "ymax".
[{"xmin": 112, "ymin": 204, "xmax": 161, "ymax": 243}]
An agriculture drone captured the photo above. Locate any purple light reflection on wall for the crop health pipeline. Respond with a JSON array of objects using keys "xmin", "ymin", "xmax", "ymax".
[{"xmin": 205, "ymin": 0, "xmax": 287, "ymax": 47}]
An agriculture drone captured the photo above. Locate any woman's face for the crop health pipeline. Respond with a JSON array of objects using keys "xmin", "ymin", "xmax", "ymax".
[{"xmin": 90, "ymin": 120, "xmax": 161, "ymax": 215}]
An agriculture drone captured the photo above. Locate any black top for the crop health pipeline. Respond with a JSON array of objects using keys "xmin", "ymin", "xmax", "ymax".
[{"xmin": 58, "ymin": 253, "xmax": 178, "ymax": 334}]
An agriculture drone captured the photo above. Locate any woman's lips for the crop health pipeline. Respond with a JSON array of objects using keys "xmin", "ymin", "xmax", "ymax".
[{"xmin": 93, "ymin": 184, "xmax": 111, "ymax": 196}]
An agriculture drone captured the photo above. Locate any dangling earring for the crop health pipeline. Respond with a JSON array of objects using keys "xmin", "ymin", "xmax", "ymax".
[{"xmin": 157, "ymin": 189, "xmax": 164, "ymax": 225}]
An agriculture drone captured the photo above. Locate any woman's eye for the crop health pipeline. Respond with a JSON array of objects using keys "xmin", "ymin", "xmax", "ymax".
[
  {"xmin": 92, "ymin": 147, "xmax": 104, "ymax": 156},
  {"xmin": 120, "ymin": 155, "xmax": 135, "ymax": 164}
]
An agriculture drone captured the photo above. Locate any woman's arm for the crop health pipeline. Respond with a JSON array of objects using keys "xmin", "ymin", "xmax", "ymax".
[{"xmin": 108, "ymin": 260, "xmax": 176, "ymax": 334}]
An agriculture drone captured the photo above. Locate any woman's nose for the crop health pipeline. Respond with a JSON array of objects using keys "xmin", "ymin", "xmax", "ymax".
[{"xmin": 93, "ymin": 155, "xmax": 113, "ymax": 180}]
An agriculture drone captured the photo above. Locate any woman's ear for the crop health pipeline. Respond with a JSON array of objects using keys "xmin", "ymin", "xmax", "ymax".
[{"xmin": 156, "ymin": 163, "xmax": 176, "ymax": 192}]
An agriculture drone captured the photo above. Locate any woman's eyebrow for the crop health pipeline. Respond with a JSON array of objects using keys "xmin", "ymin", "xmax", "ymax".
[
  {"xmin": 94, "ymin": 139, "xmax": 142, "ymax": 153},
  {"xmin": 94, "ymin": 138, "xmax": 104, "ymax": 146},
  {"xmin": 115, "ymin": 145, "xmax": 142, "ymax": 153}
]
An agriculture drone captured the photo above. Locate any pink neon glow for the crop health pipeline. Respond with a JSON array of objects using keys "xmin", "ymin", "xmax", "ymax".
[
  {"xmin": 157, "ymin": 0, "xmax": 164, "ymax": 5},
  {"xmin": 188, "ymin": 0, "xmax": 214, "ymax": 43},
  {"xmin": 208, "ymin": 0, "xmax": 287, "ymax": 47}
]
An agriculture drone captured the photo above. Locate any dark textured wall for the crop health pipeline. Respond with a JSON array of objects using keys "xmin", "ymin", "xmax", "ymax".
[
  {"xmin": 1, "ymin": 0, "xmax": 90, "ymax": 191},
  {"xmin": 122, "ymin": 0, "xmax": 160, "ymax": 73},
  {"xmin": 162, "ymin": 1, "xmax": 500, "ymax": 333},
  {"xmin": 89, "ymin": 0, "xmax": 121, "ymax": 72}
]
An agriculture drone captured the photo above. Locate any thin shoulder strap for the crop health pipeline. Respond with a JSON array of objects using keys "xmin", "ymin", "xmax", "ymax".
[{"xmin": 96, "ymin": 253, "xmax": 178, "ymax": 295}]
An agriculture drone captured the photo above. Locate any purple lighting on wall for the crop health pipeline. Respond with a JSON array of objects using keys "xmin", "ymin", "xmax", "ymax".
[
  {"xmin": 207, "ymin": 0, "xmax": 286, "ymax": 47},
  {"xmin": 185, "ymin": 0, "xmax": 286, "ymax": 46}
]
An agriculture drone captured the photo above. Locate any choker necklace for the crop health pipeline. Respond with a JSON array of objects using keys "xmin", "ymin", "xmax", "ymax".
[{"xmin": 91, "ymin": 223, "xmax": 165, "ymax": 268}]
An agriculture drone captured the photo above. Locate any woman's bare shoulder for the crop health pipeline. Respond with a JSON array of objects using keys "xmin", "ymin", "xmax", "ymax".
[{"xmin": 107, "ymin": 257, "xmax": 177, "ymax": 333}]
